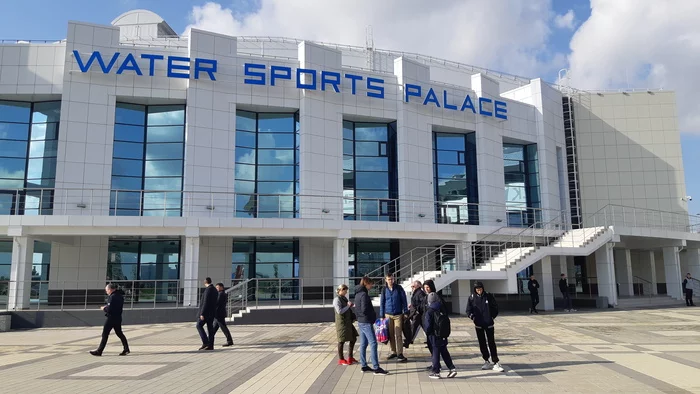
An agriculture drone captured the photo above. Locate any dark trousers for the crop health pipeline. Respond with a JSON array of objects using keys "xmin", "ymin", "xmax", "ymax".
[
  {"xmin": 475, "ymin": 326, "xmax": 499, "ymax": 363},
  {"xmin": 428, "ymin": 335, "xmax": 455, "ymax": 373},
  {"xmin": 404, "ymin": 314, "xmax": 422, "ymax": 347},
  {"xmin": 212, "ymin": 316, "xmax": 233, "ymax": 344},
  {"xmin": 687, "ymin": 289, "xmax": 695, "ymax": 306},
  {"xmin": 196, "ymin": 317, "xmax": 215, "ymax": 347},
  {"xmin": 530, "ymin": 293, "xmax": 539, "ymax": 311},
  {"xmin": 562, "ymin": 291, "xmax": 573, "ymax": 310},
  {"xmin": 97, "ymin": 318, "xmax": 129, "ymax": 352}
]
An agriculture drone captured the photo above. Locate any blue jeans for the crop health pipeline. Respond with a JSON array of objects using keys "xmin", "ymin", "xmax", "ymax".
[{"xmin": 358, "ymin": 322, "xmax": 379, "ymax": 369}]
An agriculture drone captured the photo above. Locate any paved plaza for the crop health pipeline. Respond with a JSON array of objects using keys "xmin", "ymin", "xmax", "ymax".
[{"xmin": 1, "ymin": 308, "xmax": 699, "ymax": 393}]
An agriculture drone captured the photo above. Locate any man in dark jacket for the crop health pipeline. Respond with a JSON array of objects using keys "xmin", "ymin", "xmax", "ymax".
[
  {"xmin": 528, "ymin": 275, "xmax": 540, "ymax": 314},
  {"xmin": 424, "ymin": 292, "xmax": 456, "ymax": 379},
  {"xmin": 90, "ymin": 283, "xmax": 130, "ymax": 356},
  {"xmin": 559, "ymin": 274, "xmax": 575, "ymax": 312},
  {"xmin": 466, "ymin": 281, "xmax": 503, "ymax": 372},
  {"xmin": 683, "ymin": 273, "xmax": 695, "ymax": 306},
  {"xmin": 405, "ymin": 280, "xmax": 426, "ymax": 348},
  {"xmin": 211, "ymin": 283, "xmax": 234, "ymax": 347},
  {"xmin": 354, "ymin": 277, "xmax": 388, "ymax": 375},
  {"xmin": 197, "ymin": 277, "xmax": 219, "ymax": 350},
  {"xmin": 379, "ymin": 274, "xmax": 409, "ymax": 362}
]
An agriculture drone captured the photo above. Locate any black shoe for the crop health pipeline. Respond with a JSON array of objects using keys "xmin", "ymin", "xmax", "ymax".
[
  {"xmin": 361, "ymin": 366, "xmax": 373, "ymax": 373},
  {"xmin": 199, "ymin": 345, "xmax": 208, "ymax": 350},
  {"xmin": 387, "ymin": 353, "xmax": 397, "ymax": 360},
  {"xmin": 529, "ymin": 308, "xmax": 532, "ymax": 314},
  {"xmin": 426, "ymin": 365, "xmax": 433, "ymax": 371},
  {"xmin": 222, "ymin": 342, "xmax": 233, "ymax": 347},
  {"xmin": 397, "ymin": 355, "xmax": 408, "ymax": 363},
  {"xmin": 204, "ymin": 346, "xmax": 214, "ymax": 351},
  {"xmin": 119, "ymin": 350, "xmax": 130, "ymax": 356},
  {"xmin": 373, "ymin": 367, "xmax": 389, "ymax": 375},
  {"xmin": 89, "ymin": 350, "xmax": 102, "ymax": 357}
]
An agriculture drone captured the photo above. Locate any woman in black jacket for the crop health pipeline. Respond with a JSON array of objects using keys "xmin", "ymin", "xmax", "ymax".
[{"xmin": 353, "ymin": 277, "xmax": 388, "ymax": 375}]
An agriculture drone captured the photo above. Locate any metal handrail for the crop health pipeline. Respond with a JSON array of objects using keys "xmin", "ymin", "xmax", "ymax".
[
  {"xmin": 632, "ymin": 275, "xmax": 654, "ymax": 300},
  {"xmin": 363, "ymin": 244, "xmax": 456, "ymax": 280}
]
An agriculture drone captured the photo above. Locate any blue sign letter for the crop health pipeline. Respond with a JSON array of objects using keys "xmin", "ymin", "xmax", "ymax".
[
  {"xmin": 270, "ymin": 65, "xmax": 292, "ymax": 86},
  {"xmin": 366, "ymin": 77, "xmax": 384, "ymax": 98},
  {"xmin": 443, "ymin": 90, "xmax": 457, "ymax": 110},
  {"xmin": 460, "ymin": 94, "xmax": 476, "ymax": 113},
  {"xmin": 244, "ymin": 63, "xmax": 266, "ymax": 85},
  {"xmin": 73, "ymin": 50, "xmax": 120, "ymax": 74},
  {"xmin": 494, "ymin": 100, "xmax": 508, "ymax": 120},
  {"xmin": 140, "ymin": 54, "xmax": 163, "ymax": 76},
  {"xmin": 296, "ymin": 69, "xmax": 317, "ymax": 90},
  {"xmin": 116, "ymin": 53, "xmax": 142, "ymax": 76},
  {"xmin": 194, "ymin": 58, "xmax": 217, "ymax": 80},
  {"xmin": 321, "ymin": 71, "xmax": 341, "ymax": 92},
  {"xmin": 167, "ymin": 56, "xmax": 190, "ymax": 79},
  {"xmin": 405, "ymin": 84, "xmax": 421, "ymax": 102},
  {"xmin": 478, "ymin": 97, "xmax": 493, "ymax": 117},
  {"xmin": 423, "ymin": 88, "xmax": 441, "ymax": 108},
  {"xmin": 345, "ymin": 74, "xmax": 363, "ymax": 95}
]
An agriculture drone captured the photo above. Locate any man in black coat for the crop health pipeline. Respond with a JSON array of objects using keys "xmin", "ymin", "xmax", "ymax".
[
  {"xmin": 90, "ymin": 283, "xmax": 130, "ymax": 356},
  {"xmin": 405, "ymin": 280, "xmax": 426, "ymax": 348},
  {"xmin": 559, "ymin": 274, "xmax": 575, "ymax": 312},
  {"xmin": 466, "ymin": 281, "xmax": 503, "ymax": 372},
  {"xmin": 212, "ymin": 283, "xmax": 234, "ymax": 347},
  {"xmin": 197, "ymin": 277, "xmax": 219, "ymax": 350},
  {"xmin": 528, "ymin": 275, "xmax": 540, "ymax": 314}
]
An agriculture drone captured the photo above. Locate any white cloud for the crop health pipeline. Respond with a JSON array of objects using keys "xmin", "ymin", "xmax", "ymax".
[
  {"xmin": 184, "ymin": 0, "xmax": 565, "ymax": 78},
  {"xmin": 567, "ymin": 0, "xmax": 700, "ymax": 133},
  {"xmin": 554, "ymin": 9, "xmax": 576, "ymax": 30}
]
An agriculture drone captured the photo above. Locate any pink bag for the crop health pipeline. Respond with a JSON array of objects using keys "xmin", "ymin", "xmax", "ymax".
[{"xmin": 375, "ymin": 318, "xmax": 389, "ymax": 344}]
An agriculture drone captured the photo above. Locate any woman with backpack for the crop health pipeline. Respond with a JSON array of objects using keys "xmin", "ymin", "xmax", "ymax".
[
  {"xmin": 466, "ymin": 281, "xmax": 504, "ymax": 372},
  {"xmin": 424, "ymin": 292, "xmax": 457, "ymax": 379},
  {"xmin": 333, "ymin": 284, "xmax": 358, "ymax": 365}
]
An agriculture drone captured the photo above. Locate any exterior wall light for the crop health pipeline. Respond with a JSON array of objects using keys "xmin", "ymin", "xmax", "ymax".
[
  {"xmin": 76, "ymin": 203, "xmax": 87, "ymax": 208},
  {"xmin": 206, "ymin": 205, "xmax": 215, "ymax": 210},
  {"xmin": 322, "ymin": 208, "xmax": 330, "ymax": 213},
  {"xmin": 418, "ymin": 213, "xmax": 426, "ymax": 218}
]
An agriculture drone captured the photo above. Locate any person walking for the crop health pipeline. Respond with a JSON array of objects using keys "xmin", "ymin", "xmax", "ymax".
[
  {"xmin": 405, "ymin": 280, "xmax": 426, "ymax": 348},
  {"xmin": 683, "ymin": 273, "xmax": 695, "ymax": 306},
  {"xmin": 334, "ymin": 284, "xmax": 359, "ymax": 365},
  {"xmin": 354, "ymin": 276, "xmax": 388, "ymax": 375},
  {"xmin": 424, "ymin": 292, "xmax": 457, "ymax": 379},
  {"xmin": 90, "ymin": 283, "xmax": 130, "ymax": 356},
  {"xmin": 466, "ymin": 281, "xmax": 504, "ymax": 373},
  {"xmin": 212, "ymin": 283, "xmax": 234, "ymax": 347},
  {"xmin": 559, "ymin": 273, "xmax": 576, "ymax": 312},
  {"xmin": 196, "ymin": 277, "xmax": 218, "ymax": 351},
  {"xmin": 528, "ymin": 275, "xmax": 540, "ymax": 314},
  {"xmin": 379, "ymin": 274, "xmax": 409, "ymax": 362}
]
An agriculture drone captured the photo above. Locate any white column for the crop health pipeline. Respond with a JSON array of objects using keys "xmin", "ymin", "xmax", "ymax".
[
  {"xmin": 685, "ymin": 249, "xmax": 700, "ymax": 280},
  {"xmin": 533, "ymin": 257, "xmax": 554, "ymax": 311},
  {"xmin": 183, "ymin": 232, "xmax": 201, "ymax": 307},
  {"xmin": 649, "ymin": 251, "xmax": 658, "ymax": 295},
  {"xmin": 332, "ymin": 237, "xmax": 349, "ymax": 288},
  {"xmin": 595, "ymin": 243, "xmax": 617, "ymax": 306},
  {"xmin": 8, "ymin": 236, "xmax": 34, "ymax": 310},
  {"xmin": 663, "ymin": 247, "xmax": 683, "ymax": 300},
  {"xmin": 614, "ymin": 249, "xmax": 633, "ymax": 296},
  {"xmin": 451, "ymin": 280, "xmax": 471, "ymax": 315},
  {"xmin": 559, "ymin": 256, "xmax": 568, "ymax": 278},
  {"xmin": 457, "ymin": 242, "xmax": 473, "ymax": 270}
]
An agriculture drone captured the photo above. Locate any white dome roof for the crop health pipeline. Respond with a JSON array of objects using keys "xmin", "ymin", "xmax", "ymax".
[{"xmin": 111, "ymin": 9, "xmax": 165, "ymax": 26}]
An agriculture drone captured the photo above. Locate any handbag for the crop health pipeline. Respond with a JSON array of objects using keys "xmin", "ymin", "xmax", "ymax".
[{"xmin": 374, "ymin": 318, "xmax": 389, "ymax": 344}]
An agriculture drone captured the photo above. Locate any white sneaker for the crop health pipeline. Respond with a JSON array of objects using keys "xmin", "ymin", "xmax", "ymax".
[
  {"xmin": 570, "ymin": 309, "xmax": 577, "ymax": 312},
  {"xmin": 492, "ymin": 362, "xmax": 504, "ymax": 372},
  {"xmin": 481, "ymin": 361, "xmax": 493, "ymax": 370}
]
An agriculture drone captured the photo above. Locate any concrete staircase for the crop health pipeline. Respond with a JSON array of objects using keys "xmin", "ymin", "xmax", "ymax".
[{"xmin": 616, "ymin": 295, "xmax": 682, "ymax": 309}]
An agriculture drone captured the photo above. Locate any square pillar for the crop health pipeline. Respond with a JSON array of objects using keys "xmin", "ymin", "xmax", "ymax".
[
  {"xmin": 457, "ymin": 242, "xmax": 473, "ymax": 270},
  {"xmin": 533, "ymin": 256, "xmax": 554, "ymax": 311},
  {"xmin": 663, "ymin": 247, "xmax": 683, "ymax": 300},
  {"xmin": 333, "ymin": 237, "xmax": 349, "ymax": 288},
  {"xmin": 451, "ymin": 280, "xmax": 471, "ymax": 315},
  {"xmin": 8, "ymin": 236, "xmax": 35, "ymax": 310},
  {"xmin": 183, "ymin": 231, "xmax": 201, "ymax": 307},
  {"xmin": 614, "ymin": 249, "xmax": 633, "ymax": 296},
  {"xmin": 684, "ymin": 249, "xmax": 700, "ymax": 279},
  {"xmin": 649, "ymin": 251, "xmax": 658, "ymax": 295},
  {"xmin": 559, "ymin": 256, "xmax": 567, "ymax": 278},
  {"xmin": 595, "ymin": 243, "xmax": 617, "ymax": 306}
]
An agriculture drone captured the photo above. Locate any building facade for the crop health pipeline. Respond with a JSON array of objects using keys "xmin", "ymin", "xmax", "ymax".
[{"xmin": 1, "ymin": 10, "xmax": 699, "ymax": 314}]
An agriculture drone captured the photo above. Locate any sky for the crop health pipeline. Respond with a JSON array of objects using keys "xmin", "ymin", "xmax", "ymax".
[{"xmin": 1, "ymin": 0, "xmax": 698, "ymax": 214}]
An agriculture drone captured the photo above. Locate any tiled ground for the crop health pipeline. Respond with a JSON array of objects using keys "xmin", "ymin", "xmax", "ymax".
[{"xmin": 1, "ymin": 308, "xmax": 700, "ymax": 393}]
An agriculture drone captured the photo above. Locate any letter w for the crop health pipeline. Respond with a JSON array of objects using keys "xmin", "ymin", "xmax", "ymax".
[{"xmin": 73, "ymin": 50, "xmax": 120, "ymax": 73}]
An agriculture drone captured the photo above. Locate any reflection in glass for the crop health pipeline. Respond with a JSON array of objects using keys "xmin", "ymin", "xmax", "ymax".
[
  {"xmin": 231, "ymin": 239, "xmax": 299, "ymax": 298},
  {"xmin": 433, "ymin": 132, "xmax": 478, "ymax": 224},
  {"xmin": 503, "ymin": 143, "xmax": 540, "ymax": 227}
]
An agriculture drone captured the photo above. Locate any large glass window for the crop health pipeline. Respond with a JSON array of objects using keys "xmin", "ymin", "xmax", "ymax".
[
  {"xmin": 110, "ymin": 103, "xmax": 185, "ymax": 216},
  {"xmin": 343, "ymin": 121, "xmax": 398, "ymax": 221},
  {"xmin": 232, "ymin": 238, "xmax": 299, "ymax": 300},
  {"xmin": 433, "ymin": 132, "xmax": 479, "ymax": 224},
  {"xmin": 504, "ymin": 143, "xmax": 540, "ymax": 227},
  {"xmin": 0, "ymin": 100, "xmax": 60, "ymax": 215},
  {"xmin": 348, "ymin": 239, "xmax": 399, "ymax": 278},
  {"xmin": 235, "ymin": 111, "xmax": 299, "ymax": 218}
]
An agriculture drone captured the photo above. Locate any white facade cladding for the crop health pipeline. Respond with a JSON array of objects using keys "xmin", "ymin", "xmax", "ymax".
[{"xmin": 1, "ymin": 10, "xmax": 700, "ymax": 315}]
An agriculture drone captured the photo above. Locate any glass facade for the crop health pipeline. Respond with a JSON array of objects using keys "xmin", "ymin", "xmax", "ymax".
[
  {"xmin": 503, "ymin": 143, "xmax": 540, "ymax": 227},
  {"xmin": 343, "ymin": 121, "xmax": 398, "ymax": 221},
  {"xmin": 0, "ymin": 240, "xmax": 10, "ymax": 281},
  {"xmin": 232, "ymin": 239, "xmax": 299, "ymax": 280},
  {"xmin": 234, "ymin": 111, "xmax": 299, "ymax": 218},
  {"xmin": 0, "ymin": 100, "xmax": 60, "ymax": 215},
  {"xmin": 111, "ymin": 103, "xmax": 185, "ymax": 216},
  {"xmin": 348, "ymin": 239, "xmax": 399, "ymax": 278},
  {"xmin": 433, "ymin": 132, "xmax": 479, "ymax": 224}
]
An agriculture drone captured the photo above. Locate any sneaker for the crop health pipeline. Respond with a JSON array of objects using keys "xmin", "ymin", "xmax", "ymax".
[
  {"xmin": 387, "ymin": 353, "xmax": 397, "ymax": 360},
  {"xmin": 481, "ymin": 361, "xmax": 493, "ymax": 370},
  {"xmin": 361, "ymin": 366, "xmax": 373, "ymax": 373},
  {"xmin": 428, "ymin": 372, "xmax": 441, "ymax": 379},
  {"xmin": 570, "ymin": 309, "xmax": 577, "ymax": 312},
  {"xmin": 492, "ymin": 362, "xmax": 504, "ymax": 372},
  {"xmin": 447, "ymin": 369, "xmax": 457, "ymax": 378},
  {"xmin": 338, "ymin": 359, "xmax": 349, "ymax": 366},
  {"xmin": 564, "ymin": 309, "xmax": 570, "ymax": 312},
  {"xmin": 374, "ymin": 367, "xmax": 389, "ymax": 375},
  {"xmin": 347, "ymin": 357, "xmax": 358, "ymax": 365},
  {"xmin": 397, "ymin": 355, "xmax": 408, "ymax": 363}
]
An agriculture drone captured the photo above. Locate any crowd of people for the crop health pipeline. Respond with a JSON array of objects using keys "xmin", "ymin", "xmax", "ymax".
[{"xmin": 334, "ymin": 275, "xmax": 504, "ymax": 379}]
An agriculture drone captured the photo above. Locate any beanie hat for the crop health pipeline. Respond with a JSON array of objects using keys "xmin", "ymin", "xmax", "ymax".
[{"xmin": 427, "ymin": 292, "xmax": 440, "ymax": 304}]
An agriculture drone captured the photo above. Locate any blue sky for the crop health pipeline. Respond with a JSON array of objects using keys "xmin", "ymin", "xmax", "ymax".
[{"xmin": 1, "ymin": 0, "xmax": 698, "ymax": 214}]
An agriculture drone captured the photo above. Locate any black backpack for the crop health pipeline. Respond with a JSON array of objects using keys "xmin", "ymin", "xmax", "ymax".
[
  {"xmin": 487, "ymin": 293, "xmax": 499, "ymax": 319},
  {"xmin": 431, "ymin": 307, "xmax": 451, "ymax": 338}
]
